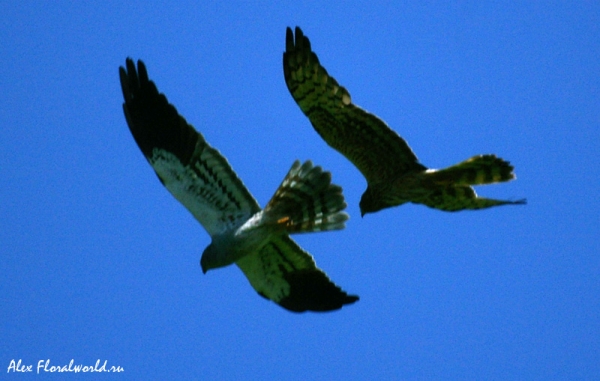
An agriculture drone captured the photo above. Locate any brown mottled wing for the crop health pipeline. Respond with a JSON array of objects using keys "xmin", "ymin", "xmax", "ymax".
[
  {"xmin": 236, "ymin": 235, "xmax": 358, "ymax": 312},
  {"xmin": 120, "ymin": 58, "xmax": 260, "ymax": 237},
  {"xmin": 283, "ymin": 27, "xmax": 426, "ymax": 184}
]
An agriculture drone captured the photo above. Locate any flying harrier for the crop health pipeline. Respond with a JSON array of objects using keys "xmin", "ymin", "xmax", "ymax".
[
  {"xmin": 120, "ymin": 58, "xmax": 358, "ymax": 312},
  {"xmin": 283, "ymin": 27, "xmax": 525, "ymax": 216}
]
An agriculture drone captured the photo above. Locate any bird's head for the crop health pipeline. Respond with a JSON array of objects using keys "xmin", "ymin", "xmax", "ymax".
[
  {"xmin": 200, "ymin": 243, "xmax": 221, "ymax": 274},
  {"xmin": 200, "ymin": 237, "xmax": 238, "ymax": 273},
  {"xmin": 200, "ymin": 246, "xmax": 211, "ymax": 274},
  {"xmin": 359, "ymin": 187, "xmax": 387, "ymax": 217}
]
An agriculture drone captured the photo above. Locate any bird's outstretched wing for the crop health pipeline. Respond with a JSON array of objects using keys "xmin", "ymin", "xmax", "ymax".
[
  {"xmin": 120, "ymin": 58, "xmax": 260, "ymax": 236},
  {"xmin": 283, "ymin": 26, "xmax": 427, "ymax": 184},
  {"xmin": 236, "ymin": 235, "xmax": 358, "ymax": 312}
]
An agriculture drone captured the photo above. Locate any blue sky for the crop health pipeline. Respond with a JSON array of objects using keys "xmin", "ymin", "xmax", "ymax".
[{"xmin": 1, "ymin": 1, "xmax": 598, "ymax": 379}]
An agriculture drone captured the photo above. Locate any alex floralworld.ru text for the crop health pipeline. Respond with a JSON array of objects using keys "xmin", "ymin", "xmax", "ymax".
[{"xmin": 7, "ymin": 359, "xmax": 124, "ymax": 373}]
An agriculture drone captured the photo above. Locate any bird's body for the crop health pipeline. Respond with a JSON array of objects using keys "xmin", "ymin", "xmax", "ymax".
[
  {"xmin": 283, "ymin": 27, "xmax": 525, "ymax": 215},
  {"xmin": 199, "ymin": 159, "xmax": 349, "ymax": 272}
]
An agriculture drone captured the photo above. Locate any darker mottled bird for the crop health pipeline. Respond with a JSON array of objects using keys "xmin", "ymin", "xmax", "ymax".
[{"xmin": 283, "ymin": 27, "xmax": 525, "ymax": 216}]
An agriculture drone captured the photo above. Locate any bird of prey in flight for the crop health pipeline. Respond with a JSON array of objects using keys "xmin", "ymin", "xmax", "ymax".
[
  {"xmin": 283, "ymin": 27, "xmax": 525, "ymax": 216},
  {"xmin": 120, "ymin": 58, "xmax": 358, "ymax": 312}
]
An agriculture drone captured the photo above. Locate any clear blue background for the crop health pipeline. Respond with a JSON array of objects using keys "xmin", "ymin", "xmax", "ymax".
[{"xmin": 1, "ymin": 1, "xmax": 598, "ymax": 379}]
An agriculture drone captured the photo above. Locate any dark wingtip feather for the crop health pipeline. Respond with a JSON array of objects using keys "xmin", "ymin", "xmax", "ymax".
[
  {"xmin": 119, "ymin": 58, "xmax": 200, "ymax": 165},
  {"xmin": 285, "ymin": 27, "xmax": 294, "ymax": 51},
  {"xmin": 278, "ymin": 269, "xmax": 359, "ymax": 313}
]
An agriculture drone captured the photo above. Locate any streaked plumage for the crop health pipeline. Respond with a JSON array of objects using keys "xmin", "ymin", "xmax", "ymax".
[
  {"xmin": 120, "ymin": 58, "xmax": 358, "ymax": 312},
  {"xmin": 283, "ymin": 27, "xmax": 525, "ymax": 216}
]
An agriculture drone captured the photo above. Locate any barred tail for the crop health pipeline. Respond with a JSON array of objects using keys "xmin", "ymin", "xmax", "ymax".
[
  {"xmin": 428, "ymin": 154, "xmax": 517, "ymax": 186},
  {"xmin": 264, "ymin": 160, "xmax": 348, "ymax": 234}
]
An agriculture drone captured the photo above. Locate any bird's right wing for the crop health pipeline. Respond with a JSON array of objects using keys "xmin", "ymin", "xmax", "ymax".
[
  {"xmin": 236, "ymin": 235, "xmax": 358, "ymax": 312},
  {"xmin": 120, "ymin": 59, "xmax": 260, "ymax": 236}
]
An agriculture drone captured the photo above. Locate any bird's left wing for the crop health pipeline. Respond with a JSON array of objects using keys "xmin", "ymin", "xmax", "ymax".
[
  {"xmin": 236, "ymin": 235, "xmax": 358, "ymax": 312},
  {"xmin": 120, "ymin": 59, "xmax": 260, "ymax": 236},
  {"xmin": 283, "ymin": 27, "xmax": 426, "ymax": 184}
]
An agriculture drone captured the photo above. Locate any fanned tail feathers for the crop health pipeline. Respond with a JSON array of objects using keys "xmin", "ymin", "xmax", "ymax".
[
  {"xmin": 427, "ymin": 155, "xmax": 516, "ymax": 186},
  {"xmin": 264, "ymin": 160, "xmax": 348, "ymax": 233}
]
